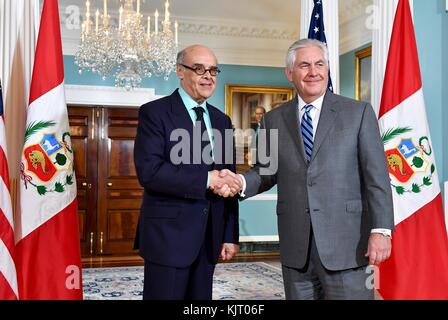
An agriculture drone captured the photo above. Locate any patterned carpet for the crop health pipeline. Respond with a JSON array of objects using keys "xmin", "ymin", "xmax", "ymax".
[{"xmin": 82, "ymin": 262, "xmax": 284, "ymax": 300}]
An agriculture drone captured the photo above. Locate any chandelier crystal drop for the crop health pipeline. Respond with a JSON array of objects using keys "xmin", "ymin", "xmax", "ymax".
[{"xmin": 75, "ymin": 0, "xmax": 179, "ymax": 91}]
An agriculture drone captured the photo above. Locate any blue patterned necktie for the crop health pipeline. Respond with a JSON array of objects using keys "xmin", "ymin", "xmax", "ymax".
[{"xmin": 301, "ymin": 104, "xmax": 314, "ymax": 162}]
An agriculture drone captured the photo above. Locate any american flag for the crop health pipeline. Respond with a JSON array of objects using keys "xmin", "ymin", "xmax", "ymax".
[
  {"xmin": 0, "ymin": 79, "xmax": 18, "ymax": 299},
  {"xmin": 307, "ymin": 0, "xmax": 333, "ymax": 92}
]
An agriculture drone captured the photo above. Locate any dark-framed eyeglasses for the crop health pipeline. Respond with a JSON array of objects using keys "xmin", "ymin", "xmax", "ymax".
[{"xmin": 180, "ymin": 64, "xmax": 221, "ymax": 76}]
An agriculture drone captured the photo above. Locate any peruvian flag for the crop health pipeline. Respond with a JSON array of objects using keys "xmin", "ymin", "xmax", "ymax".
[
  {"xmin": 377, "ymin": 0, "xmax": 448, "ymax": 299},
  {"xmin": 15, "ymin": 0, "xmax": 82, "ymax": 299}
]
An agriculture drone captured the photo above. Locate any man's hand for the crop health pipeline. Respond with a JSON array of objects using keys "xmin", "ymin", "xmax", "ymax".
[
  {"xmin": 365, "ymin": 233, "xmax": 392, "ymax": 265},
  {"xmin": 220, "ymin": 243, "xmax": 240, "ymax": 261},
  {"xmin": 209, "ymin": 169, "xmax": 242, "ymax": 197}
]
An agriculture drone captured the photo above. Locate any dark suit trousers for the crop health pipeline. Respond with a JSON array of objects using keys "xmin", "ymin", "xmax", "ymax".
[
  {"xmin": 143, "ymin": 210, "xmax": 216, "ymax": 300},
  {"xmin": 281, "ymin": 231, "xmax": 374, "ymax": 300}
]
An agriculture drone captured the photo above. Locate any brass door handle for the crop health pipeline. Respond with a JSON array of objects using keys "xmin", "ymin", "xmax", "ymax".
[
  {"xmin": 82, "ymin": 182, "xmax": 92, "ymax": 189},
  {"xmin": 89, "ymin": 232, "xmax": 94, "ymax": 255},
  {"xmin": 101, "ymin": 108, "xmax": 105, "ymax": 139},
  {"xmin": 91, "ymin": 109, "xmax": 95, "ymax": 140},
  {"xmin": 100, "ymin": 231, "xmax": 104, "ymax": 254}
]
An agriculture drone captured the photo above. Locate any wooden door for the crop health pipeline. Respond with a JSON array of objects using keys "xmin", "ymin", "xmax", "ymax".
[
  {"xmin": 68, "ymin": 106, "xmax": 98, "ymax": 256},
  {"xmin": 97, "ymin": 108, "xmax": 142, "ymax": 255}
]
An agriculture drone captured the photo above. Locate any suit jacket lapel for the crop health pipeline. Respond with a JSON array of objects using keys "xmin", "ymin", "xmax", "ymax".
[
  {"xmin": 169, "ymin": 89, "xmax": 194, "ymax": 136},
  {"xmin": 206, "ymin": 103, "xmax": 222, "ymax": 132},
  {"xmin": 310, "ymin": 92, "xmax": 339, "ymax": 162},
  {"xmin": 206, "ymin": 103, "xmax": 226, "ymax": 168},
  {"xmin": 169, "ymin": 89, "xmax": 196, "ymax": 164},
  {"xmin": 282, "ymin": 98, "xmax": 307, "ymax": 165}
]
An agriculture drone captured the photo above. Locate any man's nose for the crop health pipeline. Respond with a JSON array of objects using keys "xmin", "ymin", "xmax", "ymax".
[
  {"xmin": 308, "ymin": 64, "xmax": 318, "ymax": 75},
  {"xmin": 202, "ymin": 70, "xmax": 212, "ymax": 78}
]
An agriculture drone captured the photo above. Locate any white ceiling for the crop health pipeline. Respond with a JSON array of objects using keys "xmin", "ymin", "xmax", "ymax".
[{"xmin": 59, "ymin": 0, "xmax": 373, "ymax": 66}]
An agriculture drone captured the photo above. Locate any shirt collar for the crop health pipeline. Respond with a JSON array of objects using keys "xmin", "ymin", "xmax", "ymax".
[
  {"xmin": 297, "ymin": 92, "xmax": 325, "ymax": 112},
  {"xmin": 178, "ymin": 87, "xmax": 208, "ymax": 113}
]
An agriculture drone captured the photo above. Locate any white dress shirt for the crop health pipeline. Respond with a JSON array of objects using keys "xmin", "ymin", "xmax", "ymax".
[{"xmin": 298, "ymin": 94, "xmax": 324, "ymax": 137}]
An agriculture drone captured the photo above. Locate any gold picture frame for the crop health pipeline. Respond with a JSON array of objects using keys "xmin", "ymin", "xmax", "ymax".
[
  {"xmin": 225, "ymin": 84, "xmax": 294, "ymax": 173},
  {"xmin": 355, "ymin": 46, "xmax": 372, "ymax": 102}
]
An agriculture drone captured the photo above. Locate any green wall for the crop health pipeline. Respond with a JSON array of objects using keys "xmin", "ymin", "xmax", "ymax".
[
  {"xmin": 444, "ymin": 0, "xmax": 448, "ymax": 189},
  {"xmin": 339, "ymin": 43, "xmax": 371, "ymax": 100},
  {"xmin": 414, "ymin": 0, "xmax": 447, "ymax": 183}
]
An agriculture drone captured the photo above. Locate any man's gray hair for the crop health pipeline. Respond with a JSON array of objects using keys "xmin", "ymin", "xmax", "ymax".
[
  {"xmin": 176, "ymin": 45, "xmax": 219, "ymax": 66},
  {"xmin": 177, "ymin": 49, "xmax": 186, "ymax": 65},
  {"xmin": 285, "ymin": 39, "xmax": 329, "ymax": 71}
]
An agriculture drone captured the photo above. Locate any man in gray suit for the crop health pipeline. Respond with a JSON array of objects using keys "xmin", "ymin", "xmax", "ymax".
[{"xmin": 214, "ymin": 39, "xmax": 394, "ymax": 299}]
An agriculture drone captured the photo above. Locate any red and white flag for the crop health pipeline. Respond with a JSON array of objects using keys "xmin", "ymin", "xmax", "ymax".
[
  {"xmin": 15, "ymin": 0, "xmax": 82, "ymax": 299},
  {"xmin": 378, "ymin": 0, "xmax": 448, "ymax": 299},
  {"xmin": 0, "ymin": 80, "xmax": 18, "ymax": 300}
]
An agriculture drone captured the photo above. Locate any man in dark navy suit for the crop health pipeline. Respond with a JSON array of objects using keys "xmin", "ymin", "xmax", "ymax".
[{"xmin": 134, "ymin": 44, "xmax": 241, "ymax": 300}]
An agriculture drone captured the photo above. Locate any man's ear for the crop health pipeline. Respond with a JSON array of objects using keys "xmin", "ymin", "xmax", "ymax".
[
  {"xmin": 176, "ymin": 64, "xmax": 184, "ymax": 79},
  {"xmin": 284, "ymin": 67, "xmax": 292, "ymax": 82}
]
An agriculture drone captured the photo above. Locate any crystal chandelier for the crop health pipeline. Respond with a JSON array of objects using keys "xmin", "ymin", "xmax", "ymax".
[{"xmin": 75, "ymin": 0, "xmax": 178, "ymax": 90}]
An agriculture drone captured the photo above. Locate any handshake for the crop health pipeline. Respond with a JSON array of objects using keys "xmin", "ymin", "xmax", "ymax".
[{"xmin": 209, "ymin": 169, "xmax": 243, "ymax": 198}]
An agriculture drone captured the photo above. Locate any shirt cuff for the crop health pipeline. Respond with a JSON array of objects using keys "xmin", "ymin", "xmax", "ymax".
[
  {"xmin": 371, "ymin": 228, "xmax": 392, "ymax": 238},
  {"xmin": 207, "ymin": 172, "xmax": 210, "ymax": 189},
  {"xmin": 238, "ymin": 174, "xmax": 246, "ymax": 197}
]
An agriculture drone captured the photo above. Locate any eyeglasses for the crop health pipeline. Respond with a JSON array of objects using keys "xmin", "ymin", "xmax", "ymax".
[{"xmin": 180, "ymin": 64, "xmax": 221, "ymax": 76}]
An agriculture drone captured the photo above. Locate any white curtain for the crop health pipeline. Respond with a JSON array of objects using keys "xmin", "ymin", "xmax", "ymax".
[
  {"xmin": 371, "ymin": 0, "xmax": 413, "ymax": 114},
  {"xmin": 0, "ymin": 0, "xmax": 40, "ymax": 210}
]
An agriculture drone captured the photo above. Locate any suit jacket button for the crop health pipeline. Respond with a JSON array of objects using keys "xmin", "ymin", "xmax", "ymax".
[
  {"xmin": 305, "ymin": 208, "xmax": 310, "ymax": 214},
  {"xmin": 203, "ymin": 208, "xmax": 208, "ymax": 214},
  {"xmin": 308, "ymin": 181, "xmax": 313, "ymax": 187}
]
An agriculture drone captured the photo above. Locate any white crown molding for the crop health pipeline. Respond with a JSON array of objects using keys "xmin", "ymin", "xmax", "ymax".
[
  {"xmin": 340, "ymin": 30, "xmax": 372, "ymax": 55},
  {"xmin": 64, "ymin": 84, "xmax": 162, "ymax": 107},
  {"xmin": 180, "ymin": 23, "xmax": 295, "ymax": 40},
  {"xmin": 339, "ymin": 13, "xmax": 372, "ymax": 54},
  {"xmin": 339, "ymin": 0, "xmax": 373, "ymax": 54},
  {"xmin": 339, "ymin": 0, "xmax": 373, "ymax": 25},
  {"xmin": 177, "ymin": 16, "xmax": 298, "ymax": 40}
]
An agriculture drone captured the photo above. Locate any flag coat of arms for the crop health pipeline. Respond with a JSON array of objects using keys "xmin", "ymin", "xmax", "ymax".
[
  {"xmin": 15, "ymin": 0, "xmax": 83, "ymax": 299},
  {"xmin": 377, "ymin": 0, "xmax": 448, "ymax": 299}
]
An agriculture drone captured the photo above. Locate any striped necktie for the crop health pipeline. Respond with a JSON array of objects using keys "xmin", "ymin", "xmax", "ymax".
[
  {"xmin": 301, "ymin": 104, "xmax": 314, "ymax": 162},
  {"xmin": 193, "ymin": 106, "xmax": 213, "ymax": 163}
]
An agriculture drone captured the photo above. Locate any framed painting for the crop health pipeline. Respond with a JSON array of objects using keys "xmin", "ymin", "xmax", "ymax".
[
  {"xmin": 355, "ymin": 46, "xmax": 372, "ymax": 103},
  {"xmin": 224, "ymin": 84, "xmax": 294, "ymax": 173}
]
